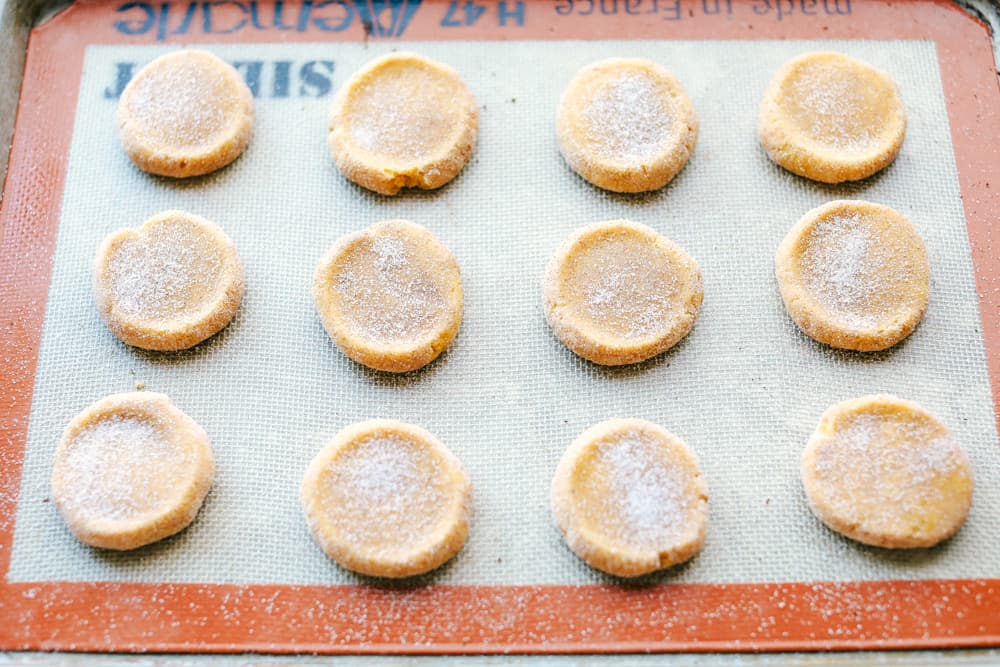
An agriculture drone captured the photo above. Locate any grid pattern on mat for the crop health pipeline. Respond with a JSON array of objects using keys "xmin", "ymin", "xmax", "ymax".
[{"xmin": 9, "ymin": 39, "xmax": 1000, "ymax": 585}]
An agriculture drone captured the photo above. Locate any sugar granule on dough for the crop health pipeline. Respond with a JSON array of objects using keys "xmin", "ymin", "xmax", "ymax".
[
  {"xmin": 343, "ymin": 68, "xmax": 463, "ymax": 163},
  {"xmin": 580, "ymin": 73, "xmax": 672, "ymax": 162},
  {"xmin": 334, "ymin": 235, "xmax": 447, "ymax": 343},
  {"xmin": 799, "ymin": 212, "xmax": 913, "ymax": 329},
  {"xmin": 317, "ymin": 435, "xmax": 448, "ymax": 552},
  {"xmin": 788, "ymin": 63, "xmax": 879, "ymax": 153},
  {"xmin": 582, "ymin": 241, "xmax": 677, "ymax": 340},
  {"xmin": 106, "ymin": 221, "xmax": 227, "ymax": 323},
  {"xmin": 126, "ymin": 59, "xmax": 235, "ymax": 149},
  {"xmin": 596, "ymin": 431, "xmax": 691, "ymax": 548},
  {"xmin": 813, "ymin": 413, "xmax": 966, "ymax": 522},
  {"xmin": 58, "ymin": 415, "xmax": 192, "ymax": 522}
]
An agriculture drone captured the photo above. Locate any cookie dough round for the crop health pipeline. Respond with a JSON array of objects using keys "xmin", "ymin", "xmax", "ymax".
[
  {"xmin": 543, "ymin": 220, "xmax": 703, "ymax": 365},
  {"xmin": 556, "ymin": 58, "xmax": 698, "ymax": 193},
  {"xmin": 117, "ymin": 49, "xmax": 254, "ymax": 178},
  {"xmin": 551, "ymin": 418, "xmax": 708, "ymax": 577},
  {"xmin": 775, "ymin": 200, "xmax": 929, "ymax": 352},
  {"xmin": 313, "ymin": 219, "xmax": 463, "ymax": 372},
  {"xmin": 801, "ymin": 395, "xmax": 973, "ymax": 548},
  {"xmin": 51, "ymin": 392, "xmax": 215, "ymax": 550},
  {"xmin": 759, "ymin": 51, "xmax": 905, "ymax": 183},
  {"xmin": 301, "ymin": 420, "xmax": 472, "ymax": 578},
  {"xmin": 93, "ymin": 210, "xmax": 245, "ymax": 351},
  {"xmin": 328, "ymin": 52, "xmax": 479, "ymax": 195}
]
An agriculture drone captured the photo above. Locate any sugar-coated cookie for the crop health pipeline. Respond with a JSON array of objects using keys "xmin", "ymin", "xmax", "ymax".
[
  {"xmin": 775, "ymin": 200, "xmax": 929, "ymax": 352},
  {"xmin": 313, "ymin": 219, "xmax": 462, "ymax": 372},
  {"xmin": 301, "ymin": 420, "xmax": 472, "ymax": 578},
  {"xmin": 118, "ymin": 50, "xmax": 253, "ymax": 178},
  {"xmin": 328, "ymin": 52, "xmax": 479, "ymax": 195},
  {"xmin": 544, "ymin": 220, "xmax": 703, "ymax": 365},
  {"xmin": 552, "ymin": 418, "xmax": 708, "ymax": 577},
  {"xmin": 93, "ymin": 210, "xmax": 245, "ymax": 351},
  {"xmin": 51, "ymin": 392, "xmax": 215, "ymax": 550},
  {"xmin": 801, "ymin": 395, "xmax": 973, "ymax": 548},
  {"xmin": 759, "ymin": 51, "xmax": 905, "ymax": 183},
  {"xmin": 556, "ymin": 58, "xmax": 698, "ymax": 193}
]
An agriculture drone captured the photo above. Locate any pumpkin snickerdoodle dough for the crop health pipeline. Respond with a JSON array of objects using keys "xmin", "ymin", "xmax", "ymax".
[
  {"xmin": 552, "ymin": 418, "xmax": 708, "ymax": 577},
  {"xmin": 313, "ymin": 219, "xmax": 463, "ymax": 373},
  {"xmin": 51, "ymin": 392, "xmax": 215, "ymax": 550},
  {"xmin": 301, "ymin": 420, "xmax": 472, "ymax": 578},
  {"xmin": 556, "ymin": 58, "xmax": 698, "ymax": 193},
  {"xmin": 117, "ymin": 50, "xmax": 254, "ymax": 178},
  {"xmin": 775, "ymin": 200, "xmax": 930, "ymax": 352},
  {"xmin": 759, "ymin": 51, "xmax": 906, "ymax": 183},
  {"xmin": 544, "ymin": 220, "xmax": 703, "ymax": 366},
  {"xmin": 328, "ymin": 52, "xmax": 479, "ymax": 195},
  {"xmin": 93, "ymin": 210, "xmax": 245, "ymax": 351},
  {"xmin": 801, "ymin": 395, "xmax": 973, "ymax": 548}
]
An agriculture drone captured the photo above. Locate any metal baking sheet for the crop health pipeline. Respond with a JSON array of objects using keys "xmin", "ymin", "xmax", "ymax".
[{"xmin": 1, "ymin": 0, "xmax": 999, "ymax": 654}]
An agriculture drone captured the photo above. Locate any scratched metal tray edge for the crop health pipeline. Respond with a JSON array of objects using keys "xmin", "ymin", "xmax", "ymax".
[{"xmin": 0, "ymin": 0, "xmax": 65, "ymax": 189}]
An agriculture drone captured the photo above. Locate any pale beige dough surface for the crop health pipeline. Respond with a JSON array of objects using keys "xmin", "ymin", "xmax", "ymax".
[
  {"xmin": 544, "ymin": 219, "xmax": 703, "ymax": 366},
  {"xmin": 301, "ymin": 420, "xmax": 472, "ymax": 578},
  {"xmin": 50, "ymin": 392, "xmax": 215, "ymax": 551},
  {"xmin": 117, "ymin": 49, "xmax": 254, "ymax": 178},
  {"xmin": 313, "ymin": 219, "xmax": 463, "ymax": 373},
  {"xmin": 775, "ymin": 200, "xmax": 930, "ymax": 352},
  {"xmin": 801, "ymin": 395, "xmax": 973, "ymax": 549},
  {"xmin": 556, "ymin": 58, "xmax": 698, "ymax": 193},
  {"xmin": 328, "ymin": 52, "xmax": 479, "ymax": 195},
  {"xmin": 93, "ymin": 210, "xmax": 245, "ymax": 351},
  {"xmin": 551, "ymin": 418, "xmax": 708, "ymax": 578},
  {"xmin": 759, "ymin": 51, "xmax": 906, "ymax": 183}
]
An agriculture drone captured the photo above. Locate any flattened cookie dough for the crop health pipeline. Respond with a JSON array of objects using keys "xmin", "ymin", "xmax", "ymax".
[
  {"xmin": 775, "ymin": 200, "xmax": 929, "ymax": 352},
  {"xmin": 313, "ymin": 219, "xmax": 463, "ymax": 372},
  {"xmin": 118, "ymin": 50, "xmax": 253, "ymax": 178},
  {"xmin": 301, "ymin": 420, "xmax": 472, "ymax": 578},
  {"xmin": 759, "ymin": 51, "xmax": 905, "ymax": 183},
  {"xmin": 51, "ymin": 392, "xmax": 215, "ymax": 550},
  {"xmin": 328, "ymin": 52, "xmax": 479, "ymax": 195},
  {"xmin": 544, "ymin": 220, "xmax": 703, "ymax": 365},
  {"xmin": 801, "ymin": 395, "xmax": 973, "ymax": 548},
  {"xmin": 94, "ymin": 211, "xmax": 245, "ymax": 351},
  {"xmin": 556, "ymin": 58, "xmax": 698, "ymax": 193},
  {"xmin": 552, "ymin": 418, "xmax": 708, "ymax": 577}
]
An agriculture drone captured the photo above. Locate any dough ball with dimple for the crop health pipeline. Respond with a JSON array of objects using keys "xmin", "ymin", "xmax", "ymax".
[
  {"xmin": 313, "ymin": 219, "xmax": 463, "ymax": 372},
  {"xmin": 301, "ymin": 420, "xmax": 472, "ymax": 578},
  {"xmin": 775, "ymin": 200, "xmax": 929, "ymax": 352},
  {"xmin": 117, "ymin": 50, "xmax": 254, "ymax": 178},
  {"xmin": 543, "ymin": 220, "xmax": 703, "ymax": 366},
  {"xmin": 551, "ymin": 418, "xmax": 708, "ymax": 577},
  {"xmin": 328, "ymin": 52, "xmax": 479, "ymax": 195},
  {"xmin": 51, "ymin": 392, "xmax": 215, "ymax": 550},
  {"xmin": 93, "ymin": 210, "xmax": 245, "ymax": 351},
  {"xmin": 556, "ymin": 58, "xmax": 698, "ymax": 193},
  {"xmin": 801, "ymin": 395, "xmax": 973, "ymax": 548},
  {"xmin": 759, "ymin": 51, "xmax": 905, "ymax": 183}
]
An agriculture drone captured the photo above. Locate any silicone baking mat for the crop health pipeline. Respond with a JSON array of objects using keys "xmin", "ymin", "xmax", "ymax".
[{"xmin": 2, "ymin": 0, "xmax": 1000, "ymax": 654}]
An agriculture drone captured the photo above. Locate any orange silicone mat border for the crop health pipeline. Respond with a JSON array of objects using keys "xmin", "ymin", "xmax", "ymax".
[{"xmin": 1, "ymin": 0, "xmax": 999, "ymax": 653}]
